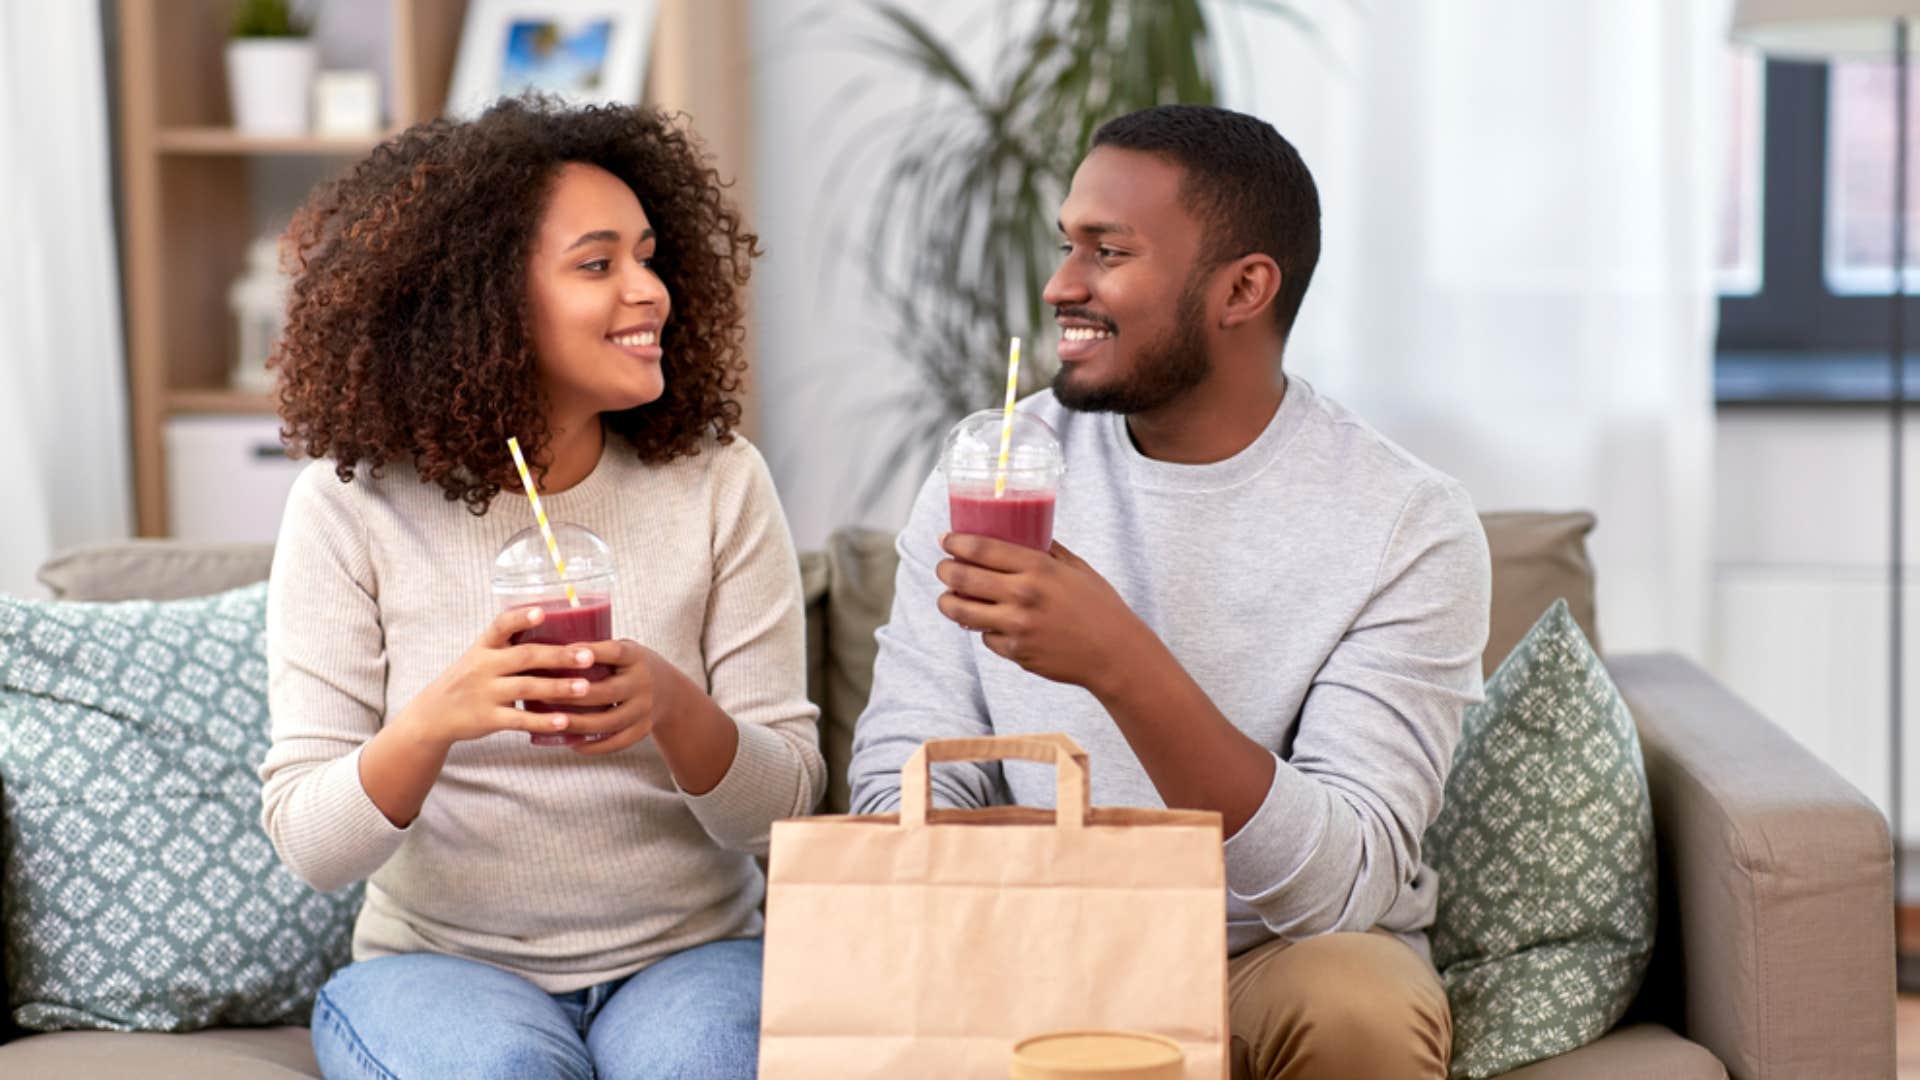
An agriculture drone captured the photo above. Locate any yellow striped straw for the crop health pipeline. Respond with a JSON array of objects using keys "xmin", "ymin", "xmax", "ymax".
[
  {"xmin": 993, "ymin": 336, "xmax": 1022, "ymax": 497},
  {"xmin": 505, "ymin": 437, "xmax": 579, "ymax": 608}
]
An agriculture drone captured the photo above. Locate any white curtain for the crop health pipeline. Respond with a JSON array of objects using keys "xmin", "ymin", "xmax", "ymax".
[
  {"xmin": 1222, "ymin": 0, "xmax": 1727, "ymax": 657},
  {"xmin": 0, "ymin": 3, "xmax": 132, "ymax": 597}
]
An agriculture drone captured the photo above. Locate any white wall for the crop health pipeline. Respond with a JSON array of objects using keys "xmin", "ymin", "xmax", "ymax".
[
  {"xmin": 749, "ymin": 1, "xmax": 1018, "ymax": 549},
  {"xmin": 1712, "ymin": 408, "xmax": 1920, "ymax": 841}
]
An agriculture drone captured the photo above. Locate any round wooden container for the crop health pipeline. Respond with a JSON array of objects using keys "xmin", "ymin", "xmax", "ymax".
[{"xmin": 1009, "ymin": 1030, "xmax": 1186, "ymax": 1080}]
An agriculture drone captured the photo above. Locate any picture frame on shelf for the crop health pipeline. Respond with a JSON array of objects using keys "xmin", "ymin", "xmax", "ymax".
[{"xmin": 445, "ymin": 0, "xmax": 659, "ymax": 119}]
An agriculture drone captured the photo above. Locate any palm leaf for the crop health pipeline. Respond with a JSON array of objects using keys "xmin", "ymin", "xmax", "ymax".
[{"xmin": 863, "ymin": 3, "xmax": 980, "ymax": 100}]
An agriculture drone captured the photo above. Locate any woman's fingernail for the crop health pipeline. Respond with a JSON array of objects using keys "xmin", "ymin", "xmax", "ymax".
[
  {"xmin": 551, "ymin": 715, "xmax": 568, "ymax": 729},
  {"xmin": 527, "ymin": 607, "xmax": 543, "ymax": 624},
  {"xmin": 572, "ymin": 680, "xmax": 588, "ymax": 695},
  {"xmin": 575, "ymin": 649, "xmax": 592, "ymax": 665}
]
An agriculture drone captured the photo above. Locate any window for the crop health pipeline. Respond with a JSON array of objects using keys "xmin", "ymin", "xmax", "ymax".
[
  {"xmin": 1715, "ymin": 53, "xmax": 1920, "ymax": 403},
  {"xmin": 1826, "ymin": 60, "xmax": 1920, "ymax": 295}
]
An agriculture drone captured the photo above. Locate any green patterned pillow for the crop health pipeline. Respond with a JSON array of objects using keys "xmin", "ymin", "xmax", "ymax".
[
  {"xmin": 0, "ymin": 583, "xmax": 361, "ymax": 1032},
  {"xmin": 1426, "ymin": 599, "xmax": 1656, "ymax": 1079}
]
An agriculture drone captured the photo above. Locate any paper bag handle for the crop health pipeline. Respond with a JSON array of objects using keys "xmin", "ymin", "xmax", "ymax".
[{"xmin": 899, "ymin": 733, "xmax": 1091, "ymax": 829}]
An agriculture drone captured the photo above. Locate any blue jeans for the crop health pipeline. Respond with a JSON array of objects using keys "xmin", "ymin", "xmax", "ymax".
[{"xmin": 310, "ymin": 938, "xmax": 762, "ymax": 1079}]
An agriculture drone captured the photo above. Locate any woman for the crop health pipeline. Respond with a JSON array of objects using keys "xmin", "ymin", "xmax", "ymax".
[{"xmin": 260, "ymin": 96, "xmax": 822, "ymax": 1080}]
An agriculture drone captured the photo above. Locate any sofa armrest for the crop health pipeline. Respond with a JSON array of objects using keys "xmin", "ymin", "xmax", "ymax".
[{"xmin": 1607, "ymin": 652, "xmax": 1893, "ymax": 1080}]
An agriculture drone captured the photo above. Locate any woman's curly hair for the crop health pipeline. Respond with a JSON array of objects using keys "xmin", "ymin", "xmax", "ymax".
[{"xmin": 275, "ymin": 96, "xmax": 760, "ymax": 513}]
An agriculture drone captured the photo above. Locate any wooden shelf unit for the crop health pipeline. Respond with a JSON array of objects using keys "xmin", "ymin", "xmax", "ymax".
[
  {"xmin": 116, "ymin": 0, "xmax": 466, "ymax": 537},
  {"xmin": 117, "ymin": 0, "xmax": 752, "ymax": 536},
  {"xmin": 166, "ymin": 389, "xmax": 280, "ymax": 414},
  {"xmin": 155, "ymin": 127, "xmax": 396, "ymax": 156}
]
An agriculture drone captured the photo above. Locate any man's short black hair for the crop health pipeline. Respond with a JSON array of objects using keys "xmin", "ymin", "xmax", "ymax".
[{"xmin": 1090, "ymin": 104, "xmax": 1320, "ymax": 334}]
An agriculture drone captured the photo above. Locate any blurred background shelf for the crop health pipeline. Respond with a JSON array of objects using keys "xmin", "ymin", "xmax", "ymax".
[
  {"xmin": 155, "ymin": 127, "xmax": 392, "ymax": 156},
  {"xmin": 117, "ymin": 0, "xmax": 751, "ymax": 536},
  {"xmin": 167, "ymin": 389, "xmax": 278, "ymax": 414},
  {"xmin": 117, "ymin": 0, "xmax": 466, "ymax": 536}
]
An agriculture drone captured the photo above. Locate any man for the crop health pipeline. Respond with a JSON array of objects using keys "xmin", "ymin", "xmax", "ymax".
[{"xmin": 847, "ymin": 104, "xmax": 1489, "ymax": 1079}]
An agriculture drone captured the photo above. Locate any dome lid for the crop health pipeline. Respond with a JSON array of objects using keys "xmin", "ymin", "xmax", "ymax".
[{"xmin": 490, "ymin": 522, "xmax": 615, "ymax": 589}]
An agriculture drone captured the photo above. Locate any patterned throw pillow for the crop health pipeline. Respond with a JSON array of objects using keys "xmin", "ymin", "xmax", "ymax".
[
  {"xmin": 0, "ymin": 583, "xmax": 360, "ymax": 1032},
  {"xmin": 1426, "ymin": 599, "xmax": 1656, "ymax": 1079}
]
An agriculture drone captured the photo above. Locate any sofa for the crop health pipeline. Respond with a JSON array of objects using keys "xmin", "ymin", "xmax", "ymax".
[{"xmin": 0, "ymin": 514, "xmax": 1895, "ymax": 1078}]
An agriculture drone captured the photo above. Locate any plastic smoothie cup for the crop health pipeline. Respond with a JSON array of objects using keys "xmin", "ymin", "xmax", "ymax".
[
  {"xmin": 491, "ymin": 522, "xmax": 617, "ymax": 747},
  {"xmin": 940, "ymin": 409, "xmax": 1065, "ymax": 550}
]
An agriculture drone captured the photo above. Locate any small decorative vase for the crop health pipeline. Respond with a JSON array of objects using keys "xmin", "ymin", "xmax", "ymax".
[{"xmin": 225, "ymin": 38, "xmax": 317, "ymax": 135}]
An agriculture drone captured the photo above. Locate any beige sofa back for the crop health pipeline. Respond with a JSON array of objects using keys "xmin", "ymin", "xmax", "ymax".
[{"xmin": 37, "ymin": 511, "xmax": 1603, "ymax": 818}]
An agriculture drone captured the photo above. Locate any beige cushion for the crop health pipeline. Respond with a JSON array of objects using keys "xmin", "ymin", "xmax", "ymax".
[
  {"xmin": 0, "ymin": 1013, "xmax": 1721, "ymax": 1078},
  {"xmin": 1479, "ymin": 511, "xmax": 1600, "ymax": 675},
  {"xmin": 819, "ymin": 529, "xmax": 901, "ymax": 813},
  {"xmin": 36, "ymin": 541, "xmax": 274, "ymax": 602},
  {"xmin": 0, "ymin": 1027, "xmax": 320, "ymax": 1078},
  {"xmin": 800, "ymin": 549, "xmax": 829, "ymax": 720},
  {"xmin": 1493, "ymin": 1024, "xmax": 1725, "ymax": 1079}
]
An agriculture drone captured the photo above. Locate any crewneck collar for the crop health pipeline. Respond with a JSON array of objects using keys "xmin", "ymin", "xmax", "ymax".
[
  {"xmin": 532, "ymin": 432, "xmax": 621, "ymax": 513},
  {"xmin": 1113, "ymin": 374, "xmax": 1312, "ymax": 493}
]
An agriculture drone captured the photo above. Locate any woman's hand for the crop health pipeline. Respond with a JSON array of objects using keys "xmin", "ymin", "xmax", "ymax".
[
  {"xmin": 560, "ymin": 640, "xmax": 678, "ymax": 755},
  {"xmin": 392, "ymin": 604, "xmax": 601, "ymax": 748},
  {"xmin": 560, "ymin": 644, "xmax": 739, "ymax": 796}
]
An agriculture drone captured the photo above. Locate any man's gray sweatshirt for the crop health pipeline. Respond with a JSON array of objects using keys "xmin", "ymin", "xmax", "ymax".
[{"xmin": 847, "ymin": 377, "xmax": 1491, "ymax": 958}]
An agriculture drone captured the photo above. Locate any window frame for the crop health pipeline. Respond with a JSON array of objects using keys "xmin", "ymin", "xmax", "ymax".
[
  {"xmin": 1716, "ymin": 58, "xmax": 1920, "ymax": 404},
  {"xmin": 1825, "ymin": 59, "xmax": 1920, "ymax": 296},
  {"xmin": 1719, "ymin": 48, "xmax": 1765, "ymax": 298}
]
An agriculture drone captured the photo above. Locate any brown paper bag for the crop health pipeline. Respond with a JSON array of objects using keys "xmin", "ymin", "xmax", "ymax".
[{"xmin": 759, "ymin": 734, "xmax": 1228, "ymax": 1078}]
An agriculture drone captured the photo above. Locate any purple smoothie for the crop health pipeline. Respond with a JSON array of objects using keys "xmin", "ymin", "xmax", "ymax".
[
  {"xmin": 509, "ymin": 596, "xmax": 612, "ymax": 746},
  {"xmin": 949, "ymin": 491, "xmax": 1057, "ymax": 551}
]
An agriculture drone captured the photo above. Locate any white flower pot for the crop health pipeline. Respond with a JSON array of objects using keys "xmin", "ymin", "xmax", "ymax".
[{"xmin": 225, "ymin": 39, "xmax": 317, "ymax": 135}]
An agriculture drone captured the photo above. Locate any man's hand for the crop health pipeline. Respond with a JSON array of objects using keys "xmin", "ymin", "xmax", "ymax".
[
  {"xmin": 936, "ymin": 530, "xmax": 1276, "ymax": 835},
  {"xmin": 935, "ymin": 533, "xmax": 1150, "ymax": 692}
]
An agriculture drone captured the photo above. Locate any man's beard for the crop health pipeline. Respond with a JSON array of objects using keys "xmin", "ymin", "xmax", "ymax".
[{"xmin": 1052, "ymin": 275, "xmax": 1210, "ymax": 414}]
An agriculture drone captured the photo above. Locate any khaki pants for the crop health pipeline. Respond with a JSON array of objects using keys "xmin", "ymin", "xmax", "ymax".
[{"xmin": 1228, "ymin": 931, "xmax": 1451, "ymax": 1080}]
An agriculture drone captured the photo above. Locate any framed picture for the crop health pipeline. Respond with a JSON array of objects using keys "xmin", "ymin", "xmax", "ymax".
[{"xmin": 445, "ymin": 0, "xmax": 659, "ymax": 119}]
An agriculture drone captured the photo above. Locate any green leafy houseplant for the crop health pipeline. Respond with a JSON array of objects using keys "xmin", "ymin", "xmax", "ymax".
[
  {"xmin": 825, "ymin": 0, "xmax": 1315, "ymax": 507},
  {"xmin": 230, "ymin": 0, "xmax": 310, "ymax": 38}
]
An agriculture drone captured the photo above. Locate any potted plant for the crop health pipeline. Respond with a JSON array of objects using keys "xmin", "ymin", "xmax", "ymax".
[{"xmin": 226, "ymin": 0, "xmax": 317, "ymax": 135}]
